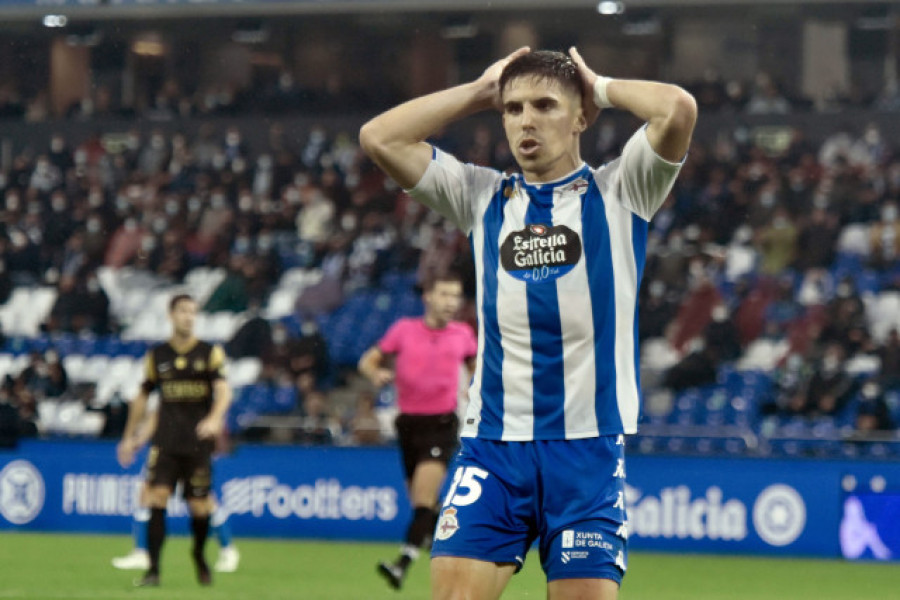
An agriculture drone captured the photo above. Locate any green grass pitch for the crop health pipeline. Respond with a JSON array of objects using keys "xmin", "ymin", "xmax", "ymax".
[{"xmin": 0, "ymin": 532, "xmax": 897, "ymax": 599}]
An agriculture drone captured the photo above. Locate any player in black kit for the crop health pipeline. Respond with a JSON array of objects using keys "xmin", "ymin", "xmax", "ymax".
[{"xmin": 117, "ymin": 294, "xmax": 233, "ymax": 587}]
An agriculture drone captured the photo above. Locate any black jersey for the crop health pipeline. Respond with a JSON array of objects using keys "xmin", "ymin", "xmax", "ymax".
[{"xmin": 141, "ymin": 339, "xmax": 227, "ymax": 454}]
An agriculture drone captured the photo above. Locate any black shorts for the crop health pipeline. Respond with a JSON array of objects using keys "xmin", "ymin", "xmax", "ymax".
[
  {"xmin": 395, "ymin": 412, "xmax": 459, "ymax": 480},
  {"xmin": 145, "ymin": 446, "xmax": 213, "ymax": 500}
]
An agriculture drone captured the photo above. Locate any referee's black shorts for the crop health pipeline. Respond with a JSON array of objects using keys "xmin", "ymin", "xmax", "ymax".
[{"xmin": 395, "ymin": 412, "xmax": 459, "ymax": 480}]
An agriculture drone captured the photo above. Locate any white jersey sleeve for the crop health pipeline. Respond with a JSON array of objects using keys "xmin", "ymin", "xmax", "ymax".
[
  {"xmin": 406, "ymin": 147, "xmax": 503, "ymax": 235},
  {"xmin": 595, "ymin": 125, "xmax": 684, "ymax": 221}
]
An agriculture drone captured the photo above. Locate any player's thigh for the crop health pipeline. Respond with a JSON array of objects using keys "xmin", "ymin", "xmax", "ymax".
[
  {"xmin": 409, "ymin": 459, "xmax": 447, "ymax": 506},
  {"xmin": 146, "ymin": 484, "xmax": 172, "ymax": 508},
  {"xmin": 547, "ymin": 577, "xmax": 619, "ymax": 600},
  {"xmin": 187, "ymin": 497, "xmax": 212, "ymax": 517},
  {"xmin": 538, "ymin": 438, "xmax": 627, "ymax": 585},
  {"xmin": 432, "ymin": 556, "xmax": 516, "ymax": 600},
  {"xmin": 181, "ymin": 452, "xmax": 213, "ymax": 503},
  {"xmin": 432, "ymin": 440, "xmax": 534, "ymax": 576}
]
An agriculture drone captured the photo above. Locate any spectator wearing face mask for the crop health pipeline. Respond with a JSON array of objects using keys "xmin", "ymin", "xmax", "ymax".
[
  {"xmin": 854, "ymin": 379, "xmax": 894, "ymax": 433},
  {"xmin": 756, "ymin": 207, "xmax": 798, "ymax": 275},
  {"xmin": 29, "ymin": 155, "xmax": 61, "ymax": 193},
  {"xmin": 799, "ymin": 343, "xmax": 855, "ymax": 417},
  {"xmin": 105, "ymin": 217, "xmax": 146, "ymax": 268},
  {"xmin": 667, "ymin": 257, "xmax": 722, "ymax": 353},
  {"xmin": 819, "ymin": 278, "xmax": 866, "ymax": 351},
  {"xmin": 138, "ymin": 131, "xmax": 170, "ymax": 175},
  {"xmin": 869, "ymin": 201, "xmax": 900, "ymax": 270},
  {"xmin": 639, "ymin": 280, "xmax": 678, "ymax": 342}
]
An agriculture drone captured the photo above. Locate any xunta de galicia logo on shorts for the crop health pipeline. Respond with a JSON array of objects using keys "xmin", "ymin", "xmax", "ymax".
[
  {"xmin": 0, "ymin": 460, "xmax": 45, "ymax": 525},
  {"xmin": 500, "ymin": 224, "xmax": 582, "ymax": 284}
]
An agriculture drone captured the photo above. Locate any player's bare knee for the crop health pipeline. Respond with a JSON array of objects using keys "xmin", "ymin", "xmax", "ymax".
[
  {"xmin": 188, "ymin": 497, "xmax": 212, "ymax": 517},
  {"xmin": 547, "ymin": 578, "xmax": 619, "ymax": 600},
  {"xmin": 146, "ymin": 486, "xmax": 171, "ymax": 508},
  {"xmin": 432, "ymin": 558, "xmax": 508, "ymax": 600}
]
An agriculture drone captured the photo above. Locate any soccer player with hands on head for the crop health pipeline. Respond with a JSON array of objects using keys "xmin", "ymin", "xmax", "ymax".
[{"xmin": 361, "ymin": 46, "xmax": 696, "ymax": 599}]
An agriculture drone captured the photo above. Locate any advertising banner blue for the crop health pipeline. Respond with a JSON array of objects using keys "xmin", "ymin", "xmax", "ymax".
[
  {"xmin": 0, "ymin": 440, "xmax": 410, "ymax": 541},
  {"xmin": 1, "ymin": 440, "xmax": 899, "ymax": 560}
]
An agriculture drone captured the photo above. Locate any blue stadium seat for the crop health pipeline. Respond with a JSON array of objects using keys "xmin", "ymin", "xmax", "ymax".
[
  {"xmin": 854, "ymin": 270, "xmax": 881, "ymax": 295},
  {"xmin": 270, "ymin": 386, "xmax": 298, "ymax": 413}
]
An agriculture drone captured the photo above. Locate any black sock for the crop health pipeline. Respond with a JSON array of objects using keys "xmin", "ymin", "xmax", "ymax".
[
  {"xmin": 398, "ymin": 506, "xmax": 436, "ymax": 568},
  {"xmin": 191, "ymin": 515, "xmax": 210, "ymax": 564},
  {"xmin": 148, "ymin": 508, "xmax": 166, "ymax": 575}
]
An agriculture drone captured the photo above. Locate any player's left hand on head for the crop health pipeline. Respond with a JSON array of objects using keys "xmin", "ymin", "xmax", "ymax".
[
  {"xmin": 568, "ymin": 46, "xmax": 602, "ymax": 126},
  {"xmin": 477, "ymin": 46, "xmax": 531, "ymax": 111}
]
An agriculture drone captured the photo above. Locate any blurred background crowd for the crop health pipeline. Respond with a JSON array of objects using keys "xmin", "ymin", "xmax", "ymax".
[{"xmin": 1, "ymin": 1, "xmax": 900, "ymax": 460}]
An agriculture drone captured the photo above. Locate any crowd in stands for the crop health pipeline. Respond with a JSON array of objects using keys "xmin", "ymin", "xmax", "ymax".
[
  {"xmin": 2, "ymin": 63, "xmax": 900, "ymax": 126},
  {"xmin": 0, "ymin": 94, "xmax": 898, "ymax": 456}
]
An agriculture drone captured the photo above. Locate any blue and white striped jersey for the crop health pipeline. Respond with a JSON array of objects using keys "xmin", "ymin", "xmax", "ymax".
[{"xmin": 409, "ymin": 126, "xmax": 683, "ymax": 440}]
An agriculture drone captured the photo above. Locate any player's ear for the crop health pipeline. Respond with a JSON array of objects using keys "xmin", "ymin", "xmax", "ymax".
[{"xmin": 574, "ymin": 106, "xmax": 587, "ymax": 133}]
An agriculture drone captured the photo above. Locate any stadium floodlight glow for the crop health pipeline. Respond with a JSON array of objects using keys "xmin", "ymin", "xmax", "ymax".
[
  {"xmin": 42, "ymin": 15, "xmax": 68, "ymax": 28},
  {"xmin": 597, "ymin": 1, "xmax": 624, "ymax": 15}
]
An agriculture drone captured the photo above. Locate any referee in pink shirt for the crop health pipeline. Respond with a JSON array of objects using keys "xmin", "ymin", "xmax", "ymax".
[{"xmin": 359, "ymin": 272, "xmax": 477, "ymax": 590}]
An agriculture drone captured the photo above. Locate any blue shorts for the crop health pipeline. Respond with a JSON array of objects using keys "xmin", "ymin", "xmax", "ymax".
[{"xmin": 431, "ymin": 436, "xmax": 628, "ymax": 583}]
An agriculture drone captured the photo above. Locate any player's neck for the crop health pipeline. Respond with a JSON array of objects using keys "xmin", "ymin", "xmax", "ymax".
[
  {"xmin": 522, "ymin": 150, "xmax": 583, "ymax": 185},
  {"xmin": 169, "ymin": 334, "xmax": 198, "ymax": 353},
  {"xmin": 423, "ymin": 314, "xmax": 448, "ymax": 330}
]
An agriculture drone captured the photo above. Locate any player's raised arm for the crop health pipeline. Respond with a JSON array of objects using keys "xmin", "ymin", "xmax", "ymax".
[
  {"xmin": 569, "ymin": 46, "xmax": 697, "ymax": 162},
  {"xmin": 359, "ymin": 46, "xmax": 530, "ymax": 190}
]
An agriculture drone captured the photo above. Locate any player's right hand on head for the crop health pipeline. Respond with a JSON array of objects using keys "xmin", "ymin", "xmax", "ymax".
[{"xmin": 476, "ymin": 46, "xmax": 531, "ymax": 111}]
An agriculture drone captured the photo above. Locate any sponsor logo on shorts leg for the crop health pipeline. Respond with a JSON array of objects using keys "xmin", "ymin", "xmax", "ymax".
[
  {"xmin": 560, "ymin": 530, "xmax": 617, "ymax": 564},
  {"xmin": 571, "ymin": 531, "xmax": 614, "ymax": 551},
  {"xmin": 0, "ymin": 460, "xmax": 45, "ymax": 525},
  {"xmin": 752, "ymin": 484, "xmax": 806, "ymax": 547},
  {"xmin": 435, "ymin": 507, "xmax": 459, "ymax": 541}
]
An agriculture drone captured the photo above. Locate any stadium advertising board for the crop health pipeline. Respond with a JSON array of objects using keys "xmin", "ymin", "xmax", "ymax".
[{"xmin": 1, "ymin": 440, "xmax": 899, "ymax": 560}]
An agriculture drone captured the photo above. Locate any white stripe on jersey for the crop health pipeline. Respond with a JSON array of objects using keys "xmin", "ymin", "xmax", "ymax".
[
  {"xmin": 604, "ymin": 195, "xmax": 641, "ymax": 432},
  {"xmin": 551, "ymin": 185, "xmax": 599, "ymax": 436},
  {"xmin": 497, "ymin": 189, "xmax": 534, "ymax": 438},
  {"xmin": 467, "ymin": 212, "xmax": 487, "ymax": 430}
]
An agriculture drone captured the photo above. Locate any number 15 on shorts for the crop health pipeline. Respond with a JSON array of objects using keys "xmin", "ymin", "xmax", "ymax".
[{"xmin": 443, "ymin": 466, "xmax": 489, "ymax": 507}]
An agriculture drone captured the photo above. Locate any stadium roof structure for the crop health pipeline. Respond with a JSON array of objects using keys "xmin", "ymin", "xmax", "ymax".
[{"xmin": 0, "ymin": 0, "xmax": 893, "ymax": 20}]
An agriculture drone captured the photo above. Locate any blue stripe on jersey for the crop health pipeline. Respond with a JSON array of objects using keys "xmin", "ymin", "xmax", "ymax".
[
  {"xmin": 581, "ymin": 180, "xmax": 624, "ymax": 433},
  {"xmin": 522, "ymin": 182, "xmax": 566, "ymax": 437},
  {"xmin": 476, "ymin": 186, "xmax": 510, "ymax": 438},
  {"xmin": 631, "ymin": 212, "xmax": 649, "ymax": 423}
]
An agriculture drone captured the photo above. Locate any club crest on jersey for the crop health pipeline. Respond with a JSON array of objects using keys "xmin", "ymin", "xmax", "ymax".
[
  {"xmin": 435, "ymin": 507, "xmax": 460, "ymax": 541},
  {"xmin": 565, "ymin": 178, "xmax": 589, "ymax": 194},
  {"xmin": 500, "ymin": 224, "xmax": 582, "ymax": 284}
]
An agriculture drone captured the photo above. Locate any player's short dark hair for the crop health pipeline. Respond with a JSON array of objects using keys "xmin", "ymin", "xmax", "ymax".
[
  {"xmin": 421, "ymin": 271, "xmax": 463, "ymax": 293},
  {"xmin": 169, "ymin": 293, "xmax": 196, "ymax": 312},
  {"xmin": 499, "ymin": 50, "xmax": 584, "ymax": 102}
]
